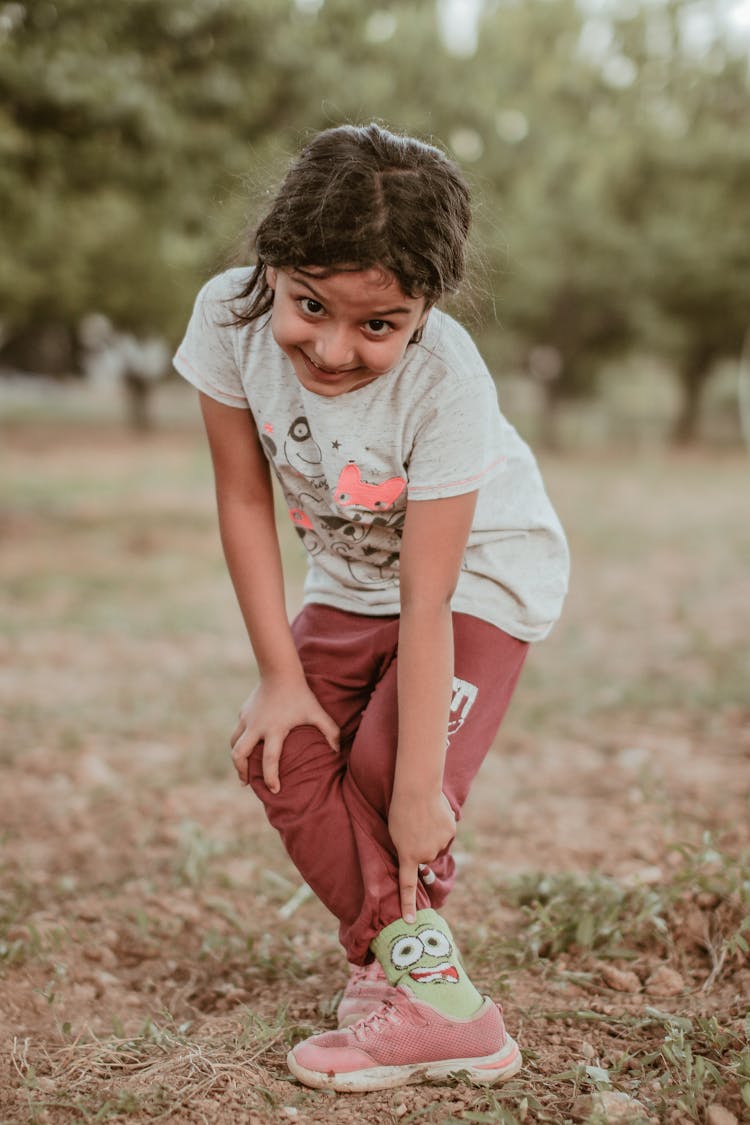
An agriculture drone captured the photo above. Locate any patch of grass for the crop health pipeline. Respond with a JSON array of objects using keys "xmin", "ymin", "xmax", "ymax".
[
  {"xmin": 654, "ymin": 1012, "xmax": 750, "ymax": 1119},
  {"xmin": 479, "ymin": 836, "xmax": 750, "ymax": 972},
  {"xmin": 399, "ymin": 1086, "xmax": 540, "ymax": 1124},
  {"xmin": 506, "ymin": 1006, "xmax": 749, "ymax": 1123},
  {"xmin": 0, "ymin": 875, "xmax": 56, "ymax": 969},
  {"xmin": 172, "ymin": 819, "xmax": 230, "ymax": 888},
  {"xmin": 494, "ymin": 871, "xmax": 670, "ymax": 963},
  {"xmin": 10, "ymin": 1014, "xmax": 284, "ymax": 1123}
]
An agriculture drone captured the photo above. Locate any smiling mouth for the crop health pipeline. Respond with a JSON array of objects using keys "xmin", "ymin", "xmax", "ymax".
[
  {"xmin": 409, "ymin": 963, "xmax": 459, "ymax": 984},
  {"xmin": 300, "ymin": 351, "xmax": 360, "ymax": 379}
]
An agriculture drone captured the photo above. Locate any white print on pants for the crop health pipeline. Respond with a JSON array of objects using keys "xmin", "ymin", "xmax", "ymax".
[
  {"xmin": 447, "ymin": 676, "xmax": 478, "ymax": 742},
  {"xmin": 420, "ymin": 677, "xmax": 479, "ymax": 889}
]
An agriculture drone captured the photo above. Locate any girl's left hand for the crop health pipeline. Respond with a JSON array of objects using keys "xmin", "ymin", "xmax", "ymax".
[{"xmin": 388, "ymin": 790, "xmax": 456, "ymax": 923}]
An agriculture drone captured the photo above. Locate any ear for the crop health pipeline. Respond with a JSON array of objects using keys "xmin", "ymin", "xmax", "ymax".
[
  {"xmin": 410, "ymin": 302, "xmax": 432, "ymax": 344},
  {"xmin": 417, "ymin": 300, "xmax": 432, "ymax": 330},
  {"xmin": 267, "ymin": 266, "xmax": 277, "ymax": 291}
]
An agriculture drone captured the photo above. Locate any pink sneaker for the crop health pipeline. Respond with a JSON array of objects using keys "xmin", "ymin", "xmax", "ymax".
[
  {"xmin": 336, "ymin": 961, "xmax": 396, "ymax": 1028},
  {"xmin": 289, "ymin": 985, "xmax": 522, "ymax": 1092}
]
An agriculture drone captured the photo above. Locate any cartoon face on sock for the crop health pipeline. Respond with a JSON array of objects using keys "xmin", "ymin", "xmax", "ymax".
[{"xmin": 389, "ymin": 926, "xmax": 459, "ymax": 985}]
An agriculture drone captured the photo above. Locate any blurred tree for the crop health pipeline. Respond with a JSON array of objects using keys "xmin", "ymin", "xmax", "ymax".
[
  {"xmin": 0, "ymin": 0, "xmax": 445, "ymax": 369},
  {"xmin": 610, "ymin": 0, "xmax": 750, "ymax": 442},
  {"xmin": 0, "ymin": 0, "xmax": 321, "ymax": 359},
  {"xmin": 457, "ymin": 0, "xmax": 750, "ymax": 443},
  {"xmin": 465, "ymin": 0, "xmax": 638, "ymax": 444},
  {"xmin": 1, "ymin": 0, "xmax": 748, "ymax": 445}
]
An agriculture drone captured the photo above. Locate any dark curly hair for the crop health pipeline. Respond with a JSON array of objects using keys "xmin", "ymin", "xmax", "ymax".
[{"xmin": 230, "ymin": 123, "xmax": 472, "ymax": 325}]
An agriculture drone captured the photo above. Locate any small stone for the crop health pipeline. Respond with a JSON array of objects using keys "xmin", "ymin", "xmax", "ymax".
[
  {"xmin": 75, "ymin": 753, "xmax": 118, "ymax": 789},
  {"xmin": 683, "ymin": 905, "xmax": 709, "ymax": 947},
  {"xmin": 394, "ymin": 1105, "xmax": 408, "ymax": 1119},
  {"xmin": 622, "ymin": 865, "xmax": 663, "ymax": 887},
  {"xmin": 281, "ymin": 1109, "xmax": 298, "ymax": 1119},
  {"xmin": 581, "ymin": 1041, "xmax": 597, "ymax": 1059},
  {"xmin": 645, "ymin": 965, "xmax": 685, "ymax": 996},
  {"xmin": 94, "ymin": 970, "xmax": 120, "ymax": 989},
  {"xmin": 600, "ymin": 964, "xmax": 641, "ymax": 993},
  {"xmin": 75, "ymin": 906, "xmax": 100, "ymax": 922},
  {"xmin": 706, "ymin": 1106, "xmax": 738, "ymax": 1125},
  {"xmin": 571, "ymin": 1090, "xmax": 651, "ymax": 1122},
  {"xmin": 617, "ymin": 746, "xmax": 650, "ymax": 771}
]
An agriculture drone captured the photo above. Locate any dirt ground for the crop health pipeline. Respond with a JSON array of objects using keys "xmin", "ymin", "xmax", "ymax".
[{"xmin": 1, "ymin": 412, "xmax": 748, "ymax": 1124}]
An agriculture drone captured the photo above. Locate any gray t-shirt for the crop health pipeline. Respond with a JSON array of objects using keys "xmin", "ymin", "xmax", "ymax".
[{"xmin": 174, "ymin": 268, "xmax": 569, "ymax": 641}]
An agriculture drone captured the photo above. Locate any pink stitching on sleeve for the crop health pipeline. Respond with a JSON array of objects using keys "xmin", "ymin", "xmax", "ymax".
[
  {"xmin": 407, "ymin": 454, "xmax": 507, "ymax": 494},
  {"xmin": 175, "ymin": 351, "xmax": 247, "ymax": 403}
]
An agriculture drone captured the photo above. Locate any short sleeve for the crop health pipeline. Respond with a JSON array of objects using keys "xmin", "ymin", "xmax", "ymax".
[
  {"xmin": 406, "ymin": 373, "xmax": 506, "ymax": 500},
  {"xmin": 173, "ymin": 271, "xmax": 250, "ymax": 409}
]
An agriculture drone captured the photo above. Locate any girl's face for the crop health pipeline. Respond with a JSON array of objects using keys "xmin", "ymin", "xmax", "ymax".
[{"xmin": 266, "ymin": 266, "xmax": 428, "ymax": 397}]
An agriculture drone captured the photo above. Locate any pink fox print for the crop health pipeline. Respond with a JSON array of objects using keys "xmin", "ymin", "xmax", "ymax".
[{"xmin": 335, "ymin": 463, "xmax": 406, "ymax": 511}]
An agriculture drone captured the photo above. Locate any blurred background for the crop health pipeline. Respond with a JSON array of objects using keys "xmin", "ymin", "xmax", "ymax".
[
  {"xmin": 2, "ymin": 8, "xmax": 750, "ymax": 1119},
  {"xmin": 1, "ymin": 0, "xmax": 749, "ymax": 447}
]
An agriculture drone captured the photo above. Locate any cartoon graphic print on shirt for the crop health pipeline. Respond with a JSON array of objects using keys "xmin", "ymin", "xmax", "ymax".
[
  {"xmin": 335, "ymin": 462, "xmax": 406, "ymax": 511},
  {"xmin": 259, "ymin": 413, "xmax": 408, "ymax": 587},
  {"xmin": 329, "ymin": 509, "xmax": 405, "ymax": 585},
  {"xmin": 286, "ymin": 493, "xmax": 325, "ymax": 555},
  {"xmin": 285, "ymin": 416, "xmax": 326, "ymax": 482}
]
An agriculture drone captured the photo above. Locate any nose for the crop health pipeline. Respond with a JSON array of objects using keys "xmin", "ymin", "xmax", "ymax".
[{"xmin": 312, "ymin": 325, "xmax": 356, "ymax": 371}]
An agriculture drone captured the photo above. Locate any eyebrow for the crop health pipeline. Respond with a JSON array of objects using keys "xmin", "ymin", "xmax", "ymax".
[{"xmin": 290, "ymin": 271, "xmax": 414, "ymax": 317}]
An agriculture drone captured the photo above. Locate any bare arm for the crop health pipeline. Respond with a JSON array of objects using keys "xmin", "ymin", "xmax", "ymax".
[
  {"xmin": 390, "ymin": 489, "xmax": 479, "ymax": 921},
  {"xmin": 199, "ymin": 393, "xmax": 338, "ymax": 790}
]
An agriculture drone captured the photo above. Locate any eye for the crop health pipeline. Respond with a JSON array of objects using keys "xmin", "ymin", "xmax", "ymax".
[
  {"xmin": 365, "ymin": 319, "xmax": 393, "ymax": 337},
  {"xmin": 391, "ymin": 935, "xmax": 424, "ymax": 970},
  {"xmin": 418, "ymin": 928, "xmax": 451, "ymax": 958},
  {"xmin": 299, "ymin": 297, "xmax": 325, "ymax": 316}
]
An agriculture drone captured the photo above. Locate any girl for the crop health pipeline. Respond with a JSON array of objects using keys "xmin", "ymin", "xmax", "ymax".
[{"xmin": 174, "ymin": 123, "xmax": 569, "ymax": 1093}]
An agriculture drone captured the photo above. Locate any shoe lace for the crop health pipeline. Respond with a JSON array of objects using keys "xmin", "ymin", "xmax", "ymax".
[
  {"xmin": 351, "ymin": 992, "xmax": 412, "ymax": 1040},
  {"xmin": 348, "ymin": 961, "xmax": 385, "ymax": 987}
]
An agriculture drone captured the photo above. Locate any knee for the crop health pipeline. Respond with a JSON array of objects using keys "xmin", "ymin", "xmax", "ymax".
[{"xmin": 247, "ymin": 725, "xmax": 342, "ymax": 803}]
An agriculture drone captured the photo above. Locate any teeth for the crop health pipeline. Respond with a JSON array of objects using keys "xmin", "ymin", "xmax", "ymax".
[{"xmin": 409, "ymin": 962, "xmax": 459, "ymax": 984}]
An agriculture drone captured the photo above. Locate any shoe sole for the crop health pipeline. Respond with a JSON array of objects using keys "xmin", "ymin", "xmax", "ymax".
[{"xmin": 287, "ymin": 1034, "xmax": 522, "ymax": 1092}]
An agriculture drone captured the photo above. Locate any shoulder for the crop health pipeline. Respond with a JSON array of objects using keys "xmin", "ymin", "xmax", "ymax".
[
  {"xmin": 414, "ymin": 309, "xmax": 493, "ymax": 386},
  {"xmin": 193, "ymin": 266, "xmax": 255, "ymax": 319},
  {"xmin": 408, "ymin": 309, "xmax": 498, "ymax": 413}
]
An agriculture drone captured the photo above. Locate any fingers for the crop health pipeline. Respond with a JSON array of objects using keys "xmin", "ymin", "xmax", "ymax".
[
  {"xmin": 231, "ymin": 727, "xmax": 282, "ymax": 793},
  {"xmin": 261, "ymin": 734, "xmax": 282, "ymax": 795},
  {"xmin": 398, "ymin": 863, "xmax": 418, "ymax": 924},
  {"xmin": 313, "ymin": 705, "xmax": 340, "ymax": 753},
  {"xmin": 230, "ymin": 729, "xmax": 254, "ymax": 786},
  {"xmin": 230, "ymin": 703, "xmax": 339, "ymax": 793}
]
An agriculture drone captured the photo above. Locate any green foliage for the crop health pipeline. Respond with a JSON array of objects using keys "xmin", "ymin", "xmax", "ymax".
[
  {"xmin": 488, "ymin": 835, "xmax": 750, "ymax": 970},
  {"xmin": 500, "ymin": 870, "xmax": 670, "ymax": 960},
  {"xmin": 2, "ymin": 0, "xmax": 749, "ymax": 438}
]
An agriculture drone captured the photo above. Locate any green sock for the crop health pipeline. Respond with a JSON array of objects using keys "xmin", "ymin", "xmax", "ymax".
[{"xmin": 370, "ymin": 908, "xmax": 483, "ymax": 1019}]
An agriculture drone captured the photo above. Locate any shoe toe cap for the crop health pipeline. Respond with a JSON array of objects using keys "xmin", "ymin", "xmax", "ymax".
[{"xmin": 293, "ymin": 1039, "xmax": 376, "ymax": 1074}]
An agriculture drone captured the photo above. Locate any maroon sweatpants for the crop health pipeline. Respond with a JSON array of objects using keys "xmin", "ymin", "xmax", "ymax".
[{"xmin": 248, "ymin": 604, "xmax": 528, "ymax": 965}]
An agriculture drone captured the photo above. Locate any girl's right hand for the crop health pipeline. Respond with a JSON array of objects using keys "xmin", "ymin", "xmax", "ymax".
[{"xmin": 229, "ymin": 674, "xmax": 339, "ymax": 793}]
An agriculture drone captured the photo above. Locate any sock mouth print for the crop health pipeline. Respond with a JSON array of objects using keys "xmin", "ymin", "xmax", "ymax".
[{"xmin": 409, "ymin": 962, "xmax": 459, "ymax": 984}]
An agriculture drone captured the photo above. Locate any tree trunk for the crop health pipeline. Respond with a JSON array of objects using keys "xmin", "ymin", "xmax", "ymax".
[
  {"xmin": 671, "ymin": 348, "xmax": 713, "ymax": 445},
  {"xmin": 123, "ymin": 374, "xmax": 153, "ymax": 432},
  {"xmin": 538, "ymin": 378, "xmax": 563, "ymax": 452}
]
